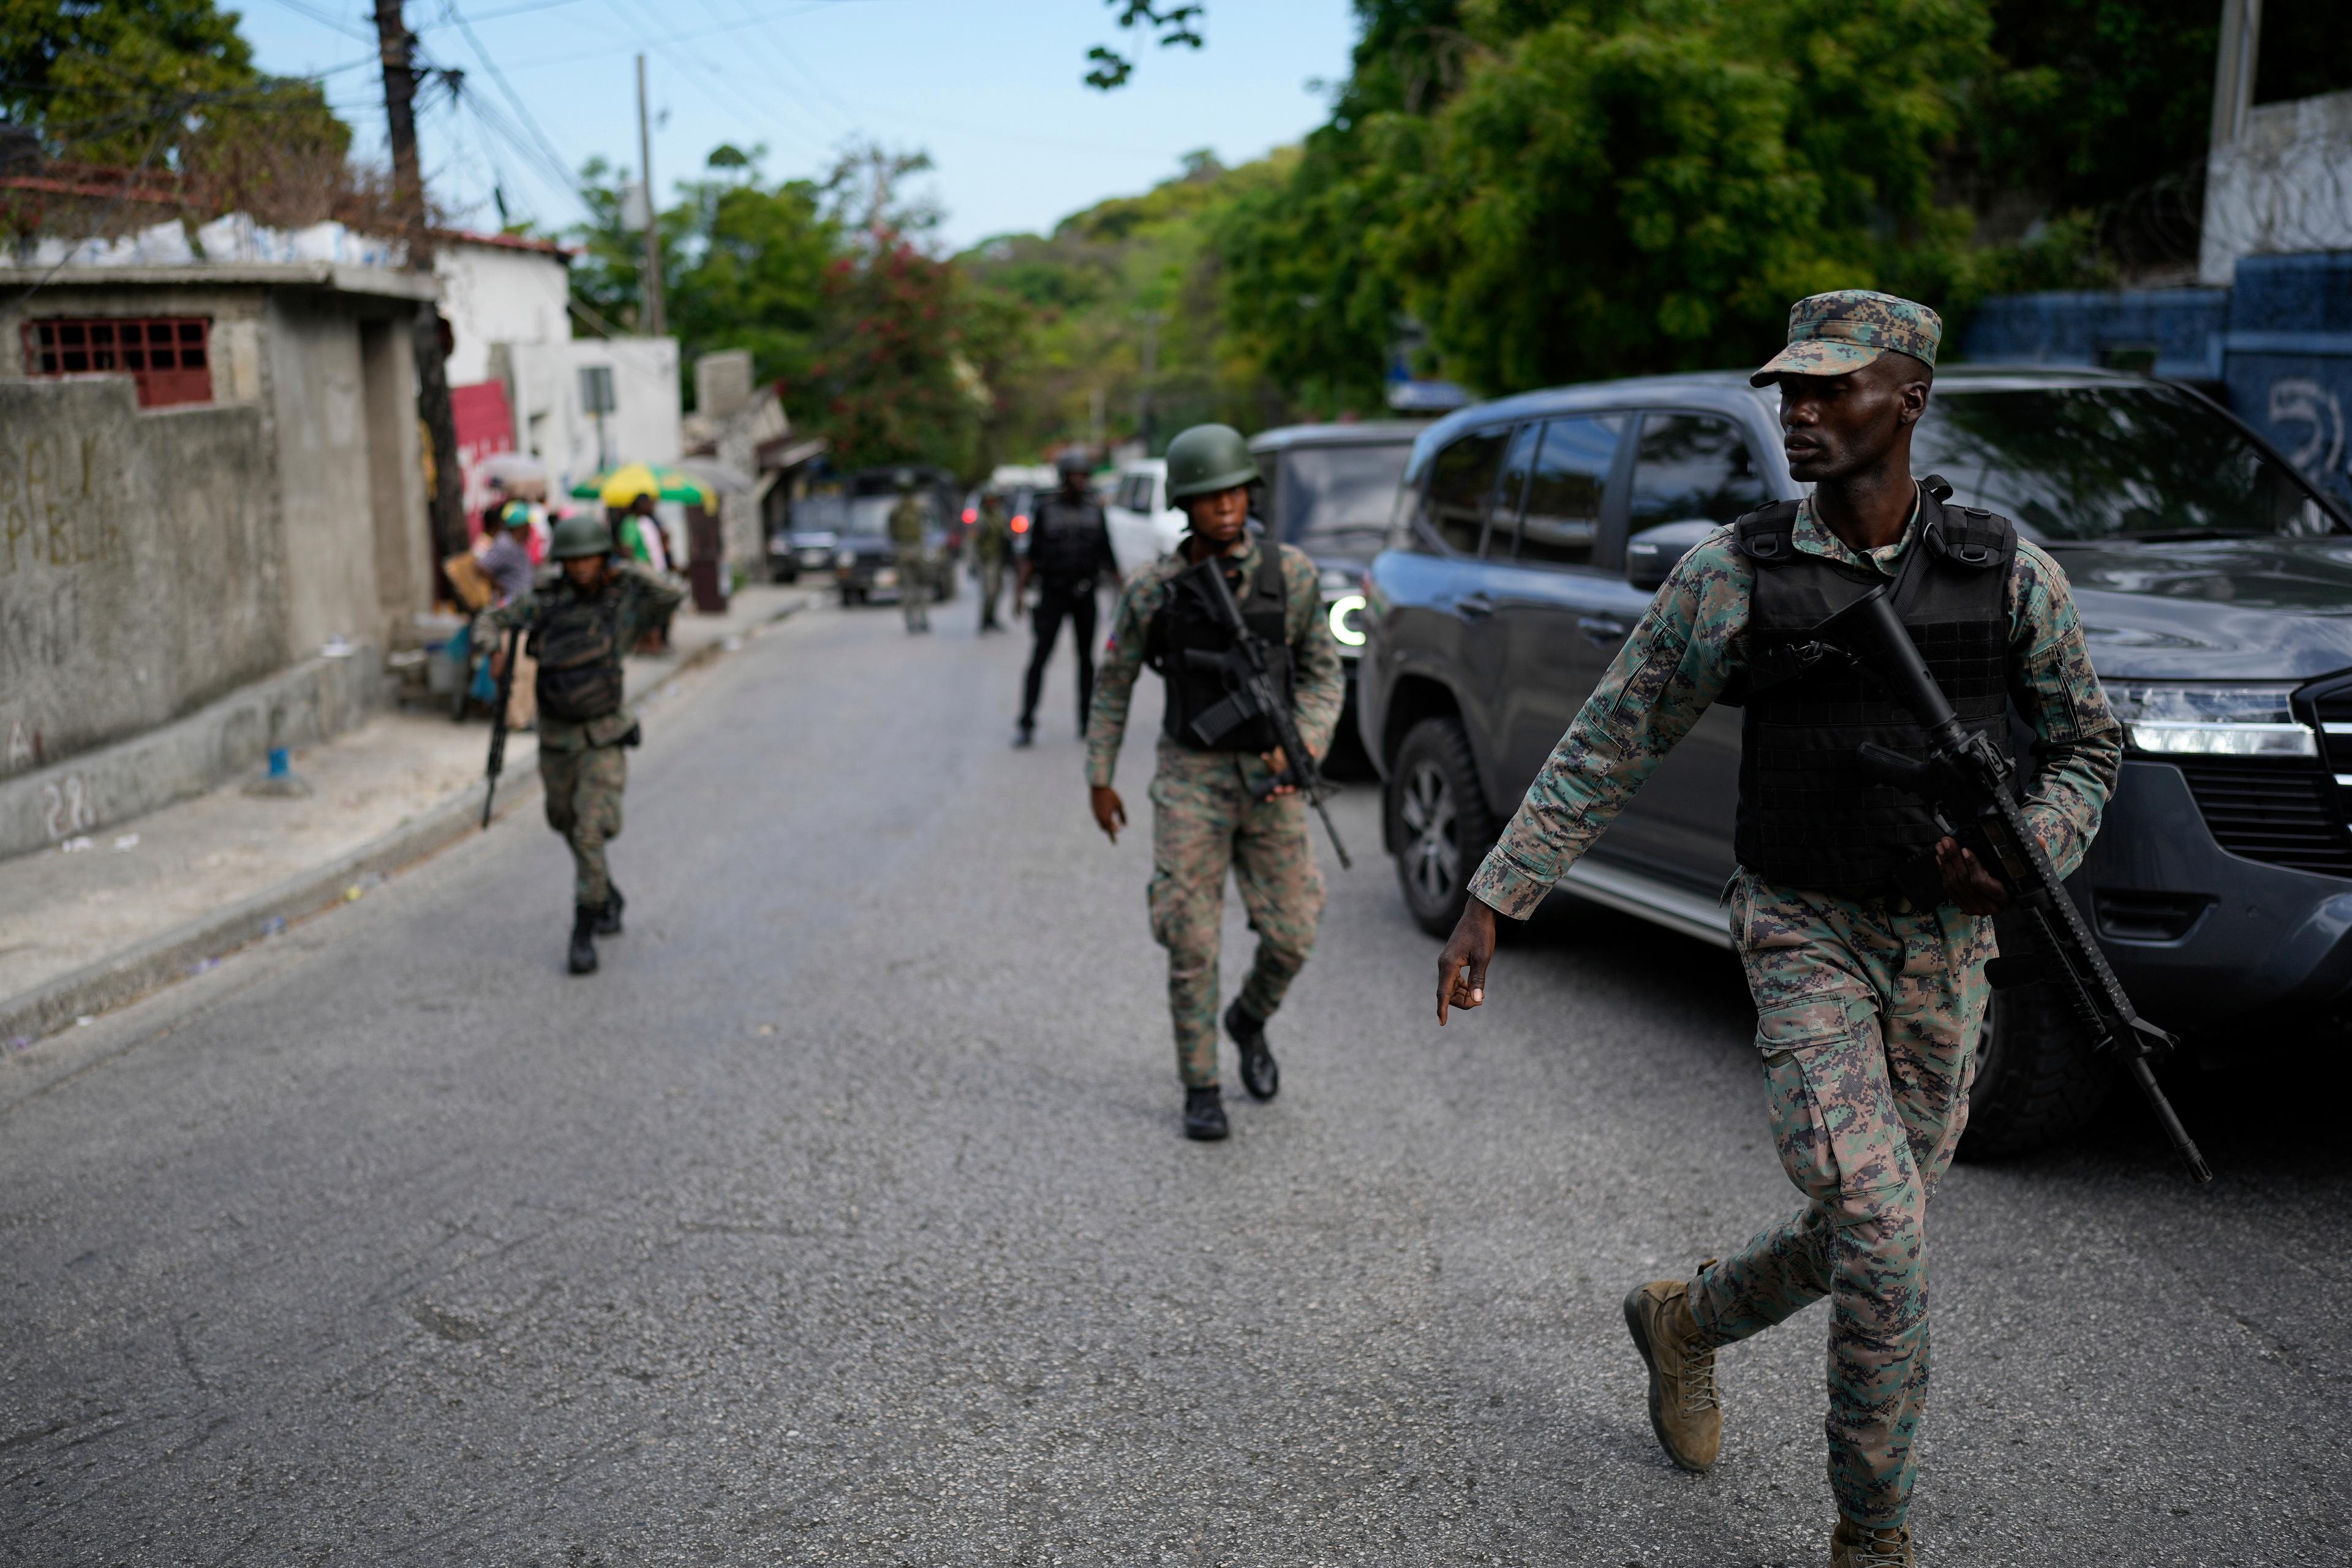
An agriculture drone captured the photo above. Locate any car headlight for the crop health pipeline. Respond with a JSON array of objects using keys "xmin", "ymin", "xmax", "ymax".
[
  {"xmin": 1327, "ymin": 592, "xmax": 1368, "ymax": 649},
  {"xmin": 835, "ymin": 549, "xmax": 856, "ymax": 571},
  {"xmin": 2108, "ymin": 682, "xmax": 2314, "ymax": 758}
]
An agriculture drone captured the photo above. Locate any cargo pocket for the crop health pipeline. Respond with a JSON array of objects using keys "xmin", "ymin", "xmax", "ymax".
[{"xmin": 1756, "ymin": 993, "xmax": 1902, "ymax": 1204}]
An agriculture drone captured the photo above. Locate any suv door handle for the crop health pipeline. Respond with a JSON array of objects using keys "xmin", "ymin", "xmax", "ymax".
[
  {"xmin": 1455, "ymin": 593, "xmax": 1495, "ymax": 621},
  {"xmin": 1577, "ymin": 615, "xmax": 1631, "ymax": 645}
]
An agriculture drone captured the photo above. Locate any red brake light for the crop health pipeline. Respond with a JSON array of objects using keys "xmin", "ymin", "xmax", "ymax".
[
  {"xmin": 1011, "ymin": 514, "xmax": 1030, "ymax": 533},
  {"xmin": 962, "ymin": 507, "xmax": 977, "ymax": 524}
]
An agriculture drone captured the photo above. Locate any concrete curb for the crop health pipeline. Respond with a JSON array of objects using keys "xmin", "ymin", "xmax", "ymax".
[{"xmin": 0, "ymin": 594, "xmax": 809, "ymax": 1049}]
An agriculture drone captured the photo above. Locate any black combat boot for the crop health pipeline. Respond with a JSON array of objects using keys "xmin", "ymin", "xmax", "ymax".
[
  {"xmin": 596, "ymin": 884, "xmax": 625, "ymax": 937},
  {"xmin": 1013, "ymin": 720, "xmax": 1035, "ymax": 748},
  {"xmin": 1226, "ymin": 1000, "xmax": 1280, "ymax": 1102},
  {"xmin": 1183, "ymin": 1085, "xmax": 1229, "ymax": 1141},
  {"xmin": 567, "ymin": 904, "xmax": 600, "ymax": 975}
]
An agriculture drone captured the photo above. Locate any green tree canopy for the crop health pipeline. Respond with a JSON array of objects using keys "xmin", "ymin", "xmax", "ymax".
[{"xmin": 0, "ymin": 0, "xmax": 354, "ymax": 228}]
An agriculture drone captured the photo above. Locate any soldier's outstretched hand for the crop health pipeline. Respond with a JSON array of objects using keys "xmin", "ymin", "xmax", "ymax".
[
  {"xmin": 1090, "ymin": 785, "xmax": 1126, "ymax": 844},
  {"xmin": 1436, "ymin": 897, "xmax": 1498, "ymax": 1024}
]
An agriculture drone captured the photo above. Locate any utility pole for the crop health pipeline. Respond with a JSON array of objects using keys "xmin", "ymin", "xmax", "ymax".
[
  {"xmin": 1133, "ymin": 308, "xmax": 1165, "ymax": 451},
  {"xmin": 636, "ymin": 55, "xmax": 665, "ymax": 336},
  {"xmin": 375, "ymin": 0, "xmax": 466, "ymax": 576}
]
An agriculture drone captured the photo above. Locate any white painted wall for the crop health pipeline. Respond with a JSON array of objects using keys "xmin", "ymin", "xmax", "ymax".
[
  {"xmin": 500, "ymin": 336, "xmax": 680, "ymax": 500},
  {"xmin": 2201, "ymin": 89, "xmax": 2352, "ymax": 285},
  {"xmin": 434, "ymin": 238, "xmax": 571, "ymax": 385}
]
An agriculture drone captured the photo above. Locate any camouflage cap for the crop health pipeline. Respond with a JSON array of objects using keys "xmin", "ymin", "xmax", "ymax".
[{"xmin": 1751, "ymin": 290, "xmax": 1941, "ymax": 386}]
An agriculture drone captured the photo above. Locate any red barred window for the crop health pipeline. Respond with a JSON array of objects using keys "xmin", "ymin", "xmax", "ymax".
[{"xmin": 21, "ymin": 316, "xmax": 213, "ymax": 407}]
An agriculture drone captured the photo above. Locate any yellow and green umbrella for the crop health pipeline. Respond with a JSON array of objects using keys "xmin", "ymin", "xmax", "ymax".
[{"xmin": 570, "ymin": 462, "xmax": 717, "ymax": 510}]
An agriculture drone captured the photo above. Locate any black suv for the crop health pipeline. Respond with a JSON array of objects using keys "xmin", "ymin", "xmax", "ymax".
[
  {"xmin": 1357, "ymin": 366, "xmax": 2352, "ymax": 1153},
  {"xmin": 814, "ymin": 467, "xmax": 962, "ymax": 607}
]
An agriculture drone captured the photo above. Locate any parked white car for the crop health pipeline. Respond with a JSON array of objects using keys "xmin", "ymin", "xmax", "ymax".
[{"xmin": 1104, "ymin": 459, "xmax": 1188, "ymax": 579}]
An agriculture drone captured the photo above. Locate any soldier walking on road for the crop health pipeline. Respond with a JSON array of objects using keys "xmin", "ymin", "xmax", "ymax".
[
  {"xmin": 479, "ymin": 513, "xmax": 685, "ymax": 976},
  {"xmin": 1086, "ymin": 424, "xmax": 1344, "ymax": 1142},
  {"xmin": 1429, "ymin": 293, "xmax": 2122, "ymax": 1566},
  {"xmin": 973, "ymin": 491, "xmax": 1013, "ymax": 633},
  {"xmin": 887, "ymin": 470, "xmax": 933, "ymax": 634},
  {"xmin": 1015, "ymin": 450, "xmax": 1117, "ymax": 745}
]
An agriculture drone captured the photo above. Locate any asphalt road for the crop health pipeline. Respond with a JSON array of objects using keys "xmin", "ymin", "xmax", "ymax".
[{"xmin": 4, "ymin": 590, "xmax": 2346, "ymax": 1567}]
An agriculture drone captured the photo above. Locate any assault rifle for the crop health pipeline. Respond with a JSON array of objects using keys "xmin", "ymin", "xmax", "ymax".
[
  {"xmin": 1814, "ymin": 584, "xmax": 2213, "ymax": 1182},
  {"xmin": 481, "ymin": 624, "xmax": 524, "ymax": 829},
  {"xmin": 1177, "ymin": 556, "xmax": 1352, "ymax": 870}
]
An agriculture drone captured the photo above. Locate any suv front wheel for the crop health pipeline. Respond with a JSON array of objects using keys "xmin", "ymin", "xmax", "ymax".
[
  {"xmin": 1960, "ymin": 983, "xmax": 2114, "ymax": 1158},
  {"xmin": 1388, "ymin": 717, "xmax": 1498, "ymax": 938}
]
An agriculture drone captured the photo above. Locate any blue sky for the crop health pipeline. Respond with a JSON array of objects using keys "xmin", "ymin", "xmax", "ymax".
[{"xmin": 236, "ymin": 0, "xmax": 1360, "ymax": 249}]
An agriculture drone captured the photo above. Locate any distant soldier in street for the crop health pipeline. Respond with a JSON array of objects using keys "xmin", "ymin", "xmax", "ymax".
[
  {"xmin": 1428, "ymin": 293, "xmax": 2122, "ymax": 1566},
  {"xmin": 479, "ymin": 513, "xmax": 685, "ymax": 976},
  {"xmin": 1085, "ymin": 423, "xmax": 1344, "ymax": 1141},
  {"xmin": 973, "ymin": 491, "xmax": 1013, "ymax": 633},
  {"xmin": 887, "ymin": 470, "xmax": 933, "ymax": 634},
  {"xmin": 1016, "ymin": 450, "xmax": 1117, "ymax": 745}
]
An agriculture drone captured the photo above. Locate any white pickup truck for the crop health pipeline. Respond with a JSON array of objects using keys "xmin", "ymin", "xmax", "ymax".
[{"xmin": 1102, "ymin": 458, "xmax": 1188, "ymax": 580}]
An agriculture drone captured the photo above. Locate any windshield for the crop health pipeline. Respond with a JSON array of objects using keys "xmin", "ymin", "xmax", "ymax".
[
  {"xmin": 791, "ymin": 494, "xmax": 846, "ymax": 534},
  {"xmin": 1910, "ymin": 384, "xmax": 2345, "ymax": 542},
  {"xmin": 1279, "ymin": 442, "xmax": 1413, "ymax": 554},
  {"xmin": 845, "ymin": 495, "xmax": 902, "ymax": 536}
]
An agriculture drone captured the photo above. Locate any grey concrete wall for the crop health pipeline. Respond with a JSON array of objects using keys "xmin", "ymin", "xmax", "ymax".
[
  {"xmin": 360, "ymin": 315, "xmax": 433, "ymax": 631},
  {"xmin": 268, "ymin": 294, "xmax": 384, "ymax": 655},
  {"xmin": 0, "ymin": 652, "xmax": 372, "ymax": 859},
  {"xmin": 0, "ymin": 379, "xmax": 290, "ymax": 785}
]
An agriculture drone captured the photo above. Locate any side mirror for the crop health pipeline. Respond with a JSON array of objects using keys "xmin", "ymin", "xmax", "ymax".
[{"xmin": 1625, "ymin": 519, "xmax": 1721, "ymax": 593}]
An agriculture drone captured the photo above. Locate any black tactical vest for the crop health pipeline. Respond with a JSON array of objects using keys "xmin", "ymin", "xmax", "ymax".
[
  {"xmin": 531, "ymin": 589, "xmax": 625, "ymax": 723},
  {"xmin": 1147, "ymin": 546, "xmax": 1294, "ymax": 753},
  {"xmin": 1730, "ymin": 489, "xmax": 2015, "ymax": 898},
  {"xmin": 1031, "ymin": 496, "xmax": 1107, "ymax": 584}
]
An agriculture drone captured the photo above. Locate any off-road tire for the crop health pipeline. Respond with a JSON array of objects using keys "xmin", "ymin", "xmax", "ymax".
[
  {"xmin": 1387, "ymin": 716, "xmax": 1498, "ymax": 938},
  {"xmin": 1959, "ymin": 982, "xmax": 2115, "ymax": 1158}
]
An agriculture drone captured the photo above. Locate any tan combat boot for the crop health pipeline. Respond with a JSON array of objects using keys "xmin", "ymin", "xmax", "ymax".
[
  {"xmin": 1830, "ymin": 1518, "xmax": 1916, "ymax": 1567},
  {"xmin": 1621, "ymin": 1270, "xmax": 1721, "ymax": 1472}
]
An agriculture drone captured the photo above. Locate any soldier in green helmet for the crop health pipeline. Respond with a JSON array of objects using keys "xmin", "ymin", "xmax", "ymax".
[
  {"xmin": 1429, "ymin": 291, "xmax": 2122, "ymax": 1567},
  {"xmin": 478, "ymin": 511, "xmax": 685, "ymax": 975},
  {"xmin": 1084, "ymin": 423, "xmax": 1346, "ymax": 1140}
]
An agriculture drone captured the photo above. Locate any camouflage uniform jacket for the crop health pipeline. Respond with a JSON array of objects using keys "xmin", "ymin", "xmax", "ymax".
[
  {"xmin": 1466, "ymin": 492, "xmax": 2124, "ymax": 919},
  {"xmin": 974, "ymin": 500, "xmax": 1013, "ymax": 565},
  {"xmin": 1087, "ymin": 537, "xmax": 1346, "ymax": 793},
  {"xmin": 476, "ymin": 560, "xmax": 685, "ymax": 752},
  {"xmin": 888, "ymin": 495, "xmax": 929, "ymax": 549}
]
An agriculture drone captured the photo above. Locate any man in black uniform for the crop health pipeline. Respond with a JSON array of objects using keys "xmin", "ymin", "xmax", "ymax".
[{"xmin": 1014, "ymin": 450, "xmax": 1117, "ymax": 747}]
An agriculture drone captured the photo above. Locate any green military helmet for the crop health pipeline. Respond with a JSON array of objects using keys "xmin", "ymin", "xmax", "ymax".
[
  {"xmin": 1163, "ymin": 423, "xmax": 1259, "ymax": 502},
  {"xmin": 548, "ymin": 512, "xmax": 615, "ymax": 560}
]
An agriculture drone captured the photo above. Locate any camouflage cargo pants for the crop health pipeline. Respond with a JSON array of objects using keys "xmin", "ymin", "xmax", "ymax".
[
  {"xmin": 895, "ymin": 547, "xmax": 932, "ymax": 630},
  {"xmin": 540, "ymin": 741, "xmax": 627, "ymax": 908},
  {"xmin": 1147, "ymin": 751, "xmax": 1327, "ymax": 1088},
  {"xmin": 1688, "ymin": 871, "xmax": 1995, "ymax": 1531}
]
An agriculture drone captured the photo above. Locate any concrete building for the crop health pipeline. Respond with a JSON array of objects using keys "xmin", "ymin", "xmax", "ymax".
[
  {"xmin": 431, "ymin": 231, "xmax": 682, "ymax": 514},
  {"xmin": 0, "ymin": 260, "xmax": 434, "ymax": 856},
  {"xmin": 434, "ymin": 231, "xmax": 573, "ymax": 386},
  {"xmin": 683, "ymin": 349, "xmax": 790, "ymax": 581}
]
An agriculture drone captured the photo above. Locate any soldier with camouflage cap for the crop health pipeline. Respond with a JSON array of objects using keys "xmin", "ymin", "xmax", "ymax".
[
  {"xmin": 478, "ymin": 511, "xmax": 685, "ymax": 975},
  {"xmin": 1428, "ymin": 292, "xmax": 2122, "ymax": 1564},
  {"xmin": 1087, "ymin": 423, "xmax": 1346, "ymax": 1140}
]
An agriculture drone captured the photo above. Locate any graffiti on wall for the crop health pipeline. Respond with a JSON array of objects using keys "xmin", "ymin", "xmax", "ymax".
[
  {"xmin": 0, "ymin": 430, "xmax": 129, "ymax": 578},
  {"xmin": 2267, "ymin": 376, "xmax": 2348, "ymax": 488}
]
